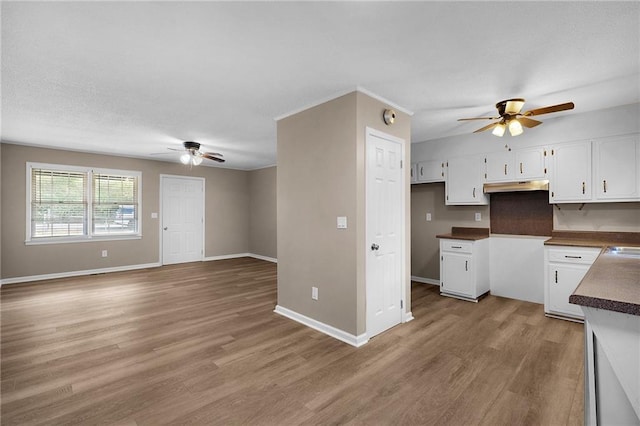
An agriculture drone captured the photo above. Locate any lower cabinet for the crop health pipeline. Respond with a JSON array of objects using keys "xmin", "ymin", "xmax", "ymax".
[
  {"xmin": 544, "ymin": 246, "xmax": 600, "ymax": 320},
  {"xmin": 439, "ymin": 238, "xmax": 490, "ymax": 301}
]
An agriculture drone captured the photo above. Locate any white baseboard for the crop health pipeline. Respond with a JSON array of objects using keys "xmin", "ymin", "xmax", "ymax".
[
  {"xmin": 411, "ymin": 275, "xmax": 440, "ymax": 286},
  {"xmin": 404, "ymin": 311, "xmax": 414, "ymax": 322},
  {"xmin": 203, "ymin": 253, "xmax": 277, "ymax": 263},
  {"xmin": 0, "ymin": 262, "xmax": 161, "ymax": 286},
  {"xmin": 274, "ymin": 305, "xmax": 368, "ymax": 347}
]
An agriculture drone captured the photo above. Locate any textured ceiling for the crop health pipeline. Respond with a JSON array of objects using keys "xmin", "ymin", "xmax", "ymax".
[{"xmin": 2, "ymin": 1, "xmax": 639, "ymax": 170}]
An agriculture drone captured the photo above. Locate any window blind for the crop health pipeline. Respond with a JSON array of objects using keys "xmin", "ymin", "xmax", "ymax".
[{"xmin": 92, "ymin": 173, "xmax": 139, "ymax": 235}]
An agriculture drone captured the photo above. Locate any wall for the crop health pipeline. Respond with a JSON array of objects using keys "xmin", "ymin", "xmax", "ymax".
[
  {"xmin": 277, "ymin": 90, "xmax": 411, "ymax": 337},
  {"xmin": 411, "ymin": 103, "xmax": 640, "ymax": 281},
  {"xmin": 1, "ymin": 143, "xmax": 250, "ymax": 280},
  {"xmin": 248, "ymin": 166, "xmax": 277, "ymax": 259},
  {"xmin": 411, "ymin": 182, "xmax": 489, "ymax": 281}
]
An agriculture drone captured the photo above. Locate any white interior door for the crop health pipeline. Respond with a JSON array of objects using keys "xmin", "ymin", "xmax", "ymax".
[
  {"xmin": 366, "ymin": 128, "xmax": 404, "ymax": 339},
  {"xmin": 161, "ymin": 176, "xmax": 204, "ymax": 265}
]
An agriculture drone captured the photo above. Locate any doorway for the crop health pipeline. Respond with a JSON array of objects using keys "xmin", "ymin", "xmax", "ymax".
[
  {"xmin": 160, "ymin": 175, "xmax": 205, "ymax": 265},
  {"xmin": 365, "ymin": 127, "xmax": 406, "ymax": 339}
]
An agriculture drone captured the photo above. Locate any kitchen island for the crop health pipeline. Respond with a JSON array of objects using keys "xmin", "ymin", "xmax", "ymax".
[{"xmin": 569, "ymin": 245, "xmax": 640, "ymax": 426}]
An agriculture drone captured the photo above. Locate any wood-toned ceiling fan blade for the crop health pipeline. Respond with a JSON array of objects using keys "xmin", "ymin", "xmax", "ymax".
[
  {"xmin": 518, "ymin": 117, "xmax": 543, "ymax": 128},
  {"xmin": 202, "ymin": 153, "xmax": 225, "ymax": 163},
  {"xmin": 458, "ymin": 117, "xmax": 499, "ymax": 121},
  {"xmin": 523, "ymin": 102, "xmax": 574, "ymax": 116},
  {"xmin": 473, "ymin": 122, "xmax": 499, "ymax": 133},
  {"xmin": 203, "ymin": 152, "xmax": 223, "ymax": 157}
]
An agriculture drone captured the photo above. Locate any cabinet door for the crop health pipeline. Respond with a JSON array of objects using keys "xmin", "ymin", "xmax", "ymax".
[
  {"xmin": 485, "ymin": 151, "xmax": 514, "ymax": 182},
  {"xmin": 446, "ymin": 156, "xmax": 488, "ymax": 205},
  {"xmin": 441, "ymin": 253, "xmax": 473, "ymax": 297},
  {"xmin": 593, "ymin": 135, "xmax": 640, "ymax": 201},
  {"xmin": 417, "ymin": 160, "xmax": 444, "ymax": 182},
  {"xmin": 516, "ymin": 146, "xmax": 547, "ymax": 180},
  {"xmin": 549, "ymin": 141, "xmax": 592, "ymax": 203},
  {"xmin": 548, "ymin": 264, "xmax": 588, "ymax": 318}
]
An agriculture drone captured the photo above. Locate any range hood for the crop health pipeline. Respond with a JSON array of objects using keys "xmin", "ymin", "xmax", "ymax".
[{"xmin": 483, "ymin": 179, "xmax": 549, "ymax": 194}]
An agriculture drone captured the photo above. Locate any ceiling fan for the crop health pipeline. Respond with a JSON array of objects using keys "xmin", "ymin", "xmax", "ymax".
[
  {"xmin": 458, "ymin": 99, "xmax": 575, "ymax": 137},
  {"xmin": 167, "ymin": 141, "xmax": 225, "ymax": 165}
]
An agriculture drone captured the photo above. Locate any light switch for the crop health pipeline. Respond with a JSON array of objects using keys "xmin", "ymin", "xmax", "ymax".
[
  {"xmin": 337, "ymin": 216, "xmax": 347, "ymax": 229},
  {"xmin": 151, "ymin": 212, "xmax": 158, "ymax": 219},
  {"xmin": 475, "ymin": 212, "xmax": 481, "ymax": 221},
  {"xmin": 426, "ymin": 213, "xmax": 432, "ymax": 221}
]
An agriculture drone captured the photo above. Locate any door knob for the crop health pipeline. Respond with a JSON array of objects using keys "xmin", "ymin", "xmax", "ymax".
[
  {"xmin": 163, "ymin": 227, "xmax": 168, "ymax": 231},
  {"xmin": 371, "ymin": 243, "xmax": 380, "ymax": 251}
]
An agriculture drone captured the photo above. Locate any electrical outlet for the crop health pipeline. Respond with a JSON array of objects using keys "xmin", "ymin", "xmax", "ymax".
[
  {"xmin": 475, "ymin": 212, "xmax": 481, "ymax": 222},
  {"xmin": 426, "ymin": 212, "xmax": 432, "ymax": 221},
  {"xmin": 311, "ymin": 286, "xmax": 319, "ymax": 300},
  {"xmin": 101, "ymin": 250, "xmax": 108, "ymax": 258}
]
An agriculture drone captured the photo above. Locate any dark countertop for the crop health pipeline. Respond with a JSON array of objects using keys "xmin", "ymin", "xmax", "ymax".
[
  {"xmin": 544, "ymin": 230, "xmax": 640, "ymax": 248},
  {"xmin": 570, "ymin": 247, "xmax": 640, "ymax": 317},
  {"xmin": 436, "ymin": 227, "xmax": 490, "ymax": 241}
]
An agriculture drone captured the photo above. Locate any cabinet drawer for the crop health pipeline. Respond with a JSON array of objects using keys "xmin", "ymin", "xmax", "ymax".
[
  {"xmin": 547, "ymin": 248, "xmax": 600, "ymax": 264},
  {"xmin": 441, "ymin": 240, "xmax": 473, "ymax": 254}
]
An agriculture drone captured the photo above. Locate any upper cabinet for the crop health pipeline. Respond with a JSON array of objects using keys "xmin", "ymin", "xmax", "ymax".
[
  {"xmin": 549, "ymin": 134, "xmax": 640, "ymax": 203},
  {"xmin": 592, "ymin": 134, "xmax": 640, "ymax": 201},
  {"xmin": 485, "ymin": 146, "xmax": 547, "ymax": 183},
  {"xmin": 413, "ymin": 159, "xmax": 445, "ymax": 183},
  {"xmin": 446, "ymin": 155, "xmax": 488, "ymax": 205},
  {"xmin": 549, "ymin": 141, "xmax": 592, "ymax": 203}
]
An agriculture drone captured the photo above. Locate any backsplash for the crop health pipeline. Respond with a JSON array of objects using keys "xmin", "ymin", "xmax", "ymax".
[
  {"xmin": 490, "ymin": 191, "xmax": 553, "ymax": 236},
  {"xmin": 554, "ymin": 202, "xmax": 640, "ymax": 232}
]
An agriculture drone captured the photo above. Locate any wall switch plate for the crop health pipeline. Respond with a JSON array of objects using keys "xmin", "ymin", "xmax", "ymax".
[
  {"xmin": 426, "ymin": 213, "xmax": 432, "ymax": 221},
  {"xmin": 312, "ymin": 286, "xmax": 319, "ymax": 300},
  {"xmin": 101, "ymin": 250, "xmax": 108, "ymax": 258},
  {"xmin": 337, "ymin": 216, "xmax": 347, "ymax": 229},
  {"xmin": 151, "ymin": 212, "xmax": 158, "ymax": 219},
  {"xmin": 475, "ymin": 212, "xmax": 481, "ymax": 221}
]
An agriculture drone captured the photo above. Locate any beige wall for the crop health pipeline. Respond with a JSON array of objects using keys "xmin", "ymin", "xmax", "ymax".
[
  {"xmin": 1, "ymin": 143, "xmax": 250, "ymax": 280},
  {"xmin": 248, "ymin": 166, "xmax": 277, "ymax": 259},
  {"xmin": 411, "ymin": 183, "xmax": 490, "ymax": 281},
  {"xmin": 554, "ymin": 202, "xmax": 640, "ymax": 232},
  {"xmin": 277, "ymin": 90, "xmax": 411, "ymax": 336}
]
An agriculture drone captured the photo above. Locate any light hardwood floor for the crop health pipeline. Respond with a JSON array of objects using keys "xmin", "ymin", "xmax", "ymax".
[{"xmin": 1, "ymin": 258, "xmax": 583, "ymax": 425}]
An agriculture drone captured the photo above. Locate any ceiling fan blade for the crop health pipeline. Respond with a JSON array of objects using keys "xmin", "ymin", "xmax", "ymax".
[
  {"xmin": 523, "ymin": 102, "xmax": 574, "ymax": 117},
  {"xmin": 203, "ymin": 151, "xmax": 223, "ymax": 157},
  {"xmin": 518, "ymin": 117, "xmax": 543, "ymax": 128},
  {"xmin": 473, "ymin": 122, "xmax": 499, "ymax": 133},
  {"xmin": 167, "ymin": 147, "xmax": 183, "ymax": 151},
  {"xmin": 458, "ymin": 117, "xmax": 499, "ymax": 121},
  {"xmin": 202, "ymin": 153, "xmax": 225, "ymax": 163}
]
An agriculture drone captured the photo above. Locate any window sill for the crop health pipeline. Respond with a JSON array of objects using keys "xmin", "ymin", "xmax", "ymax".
[{"xmin": 25, "ymin": 234, "xmax": 142, "ymax": 246}]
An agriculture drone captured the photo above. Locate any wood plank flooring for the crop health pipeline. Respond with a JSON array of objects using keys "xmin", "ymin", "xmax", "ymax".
[{"xmin": 1, "ymin": 258, "xmax": 584, "ymax": 425}]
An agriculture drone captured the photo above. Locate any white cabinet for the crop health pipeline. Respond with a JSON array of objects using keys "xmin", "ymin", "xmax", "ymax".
[
  {"xmin": 416, "ymin": 160, "xmax": 445, "ymax": 183},
  {"xmin": 593, "ymin": 134, "xmax": 640, "ymax": 201},
  {"xmin": 544, "ymin": 246, "xmax": 600, "ymax": 320},
  {"xmin": 440, "ymin": 238, "xmax": 490, "ymax": 301},
  {"xmin": 445, "ymin": 156, "xmax": 488, "ymax": 205},
  {"xmin": 549, "ymin": 141, "xmax": 592, "ymax": 203},
  {"xmin": 485, "ymin": 146, "xmax": 547, "ymax": 183},
  {"xmin": 410, "ymin": 163, "xmax": 418, "ymax": 184}
]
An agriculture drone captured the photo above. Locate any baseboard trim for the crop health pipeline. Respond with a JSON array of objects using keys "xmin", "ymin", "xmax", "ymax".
[
  {"xmin": 274, "ymin": 305, "xmax": 368, "ymax": 347},
  {"xmin": 203, "ymin": 253, "xmax": 278, "ymax": 263},
  {"xmin": 411, "ymin": 275, "xmax": 440, "ymax": 286},
  {"xmin": 0, "ymin": 262, "xmax": 162, "ymax": 286},
  {"xmin": 404, "ymin": 311, "xmax": 414, "ymax": 322},
  {"xmin": 249, "ymin": 253, "xmax": 277, "ymax": 263}
]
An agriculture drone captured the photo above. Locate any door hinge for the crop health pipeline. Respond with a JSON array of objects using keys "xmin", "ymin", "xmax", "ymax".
[
  {"xmin": 400, "ymin": 300, "xmax": 403, "ymax": 309},
  {"xmin": 400, "ymin": 160, "xmax": 403, "ymax": 168}
]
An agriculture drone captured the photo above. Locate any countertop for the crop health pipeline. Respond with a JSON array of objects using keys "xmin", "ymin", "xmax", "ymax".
[
  {"xmin": 570, "ymin": 247, "xmax": 640, "ymax": 316},
  {"xmin": 436, "ymin": 227, "xmax": 490, "ymax": 241},
  {"xmin": 544, "ymin": 230, "xmax": 640, "ymax": 248}
]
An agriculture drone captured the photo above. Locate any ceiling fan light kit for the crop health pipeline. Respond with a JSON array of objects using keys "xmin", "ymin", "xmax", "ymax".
[{"xmin": 459, "ymin": 98, "xmax": 574, "ymax": 137}]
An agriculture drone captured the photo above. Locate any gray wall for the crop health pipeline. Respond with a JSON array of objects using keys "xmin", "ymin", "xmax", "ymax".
[
  {"xmin": 410, "ymin": 103, "xmax": 640, "ymax": 281},
  {"xmin": 277, "ymin": 90, "xmax": 411, "ymax": 336},
  {"xmin": 248, "ymin": 166, "xmax": 277, "ymax": 259},
  {"xmin": 1, "ymin": 143, "xmax": 250, "ymax": 279}
]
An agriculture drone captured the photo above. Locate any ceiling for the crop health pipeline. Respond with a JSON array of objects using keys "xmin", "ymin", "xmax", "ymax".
[{"xmin": 2, "ymin": 1, "xmax": 639, "ymax": 170}]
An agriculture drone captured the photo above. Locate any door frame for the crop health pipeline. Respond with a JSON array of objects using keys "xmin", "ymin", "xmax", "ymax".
[
  {"xmin": 365, "ymin": 126, "xmax": 407, "ymax": 338},
  {"xmin": 159, "ymin": 174, "xmax": 206, "ymax": 265}
]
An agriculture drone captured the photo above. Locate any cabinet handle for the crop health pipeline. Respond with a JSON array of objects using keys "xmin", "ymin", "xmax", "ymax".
[
  {"xmin": 465, "ymin": 260, "xmax": 468, "ymax": 271},
  {"xmin": 564, "ymin": 255, "xmax": 582, "ymax": 259},
  {"xmin": 451, "ymin": 246, "xmax": 462, "ymax": 249},
  {"xmin": 555, "ymin": 270, "xmax": 558, "ymax": 283},
  {"xmin": 473, "ymin": 187, "xmax": 476, "ymax": 198},
  {"xmin": 420, "ymin": 166, "xmax": 423, "ymax": 176},
  {"xmin": 603, "ymin": 180, "xmax": 607, "ymax": 193},
  {"xmin": 582, "ymin": 182, "xmax": 586, "ymax": 194},
  {"xmin": 520, "ymin": 162, "xmax": 523, "ymax": 174},
  {"xmin": 504, "ymin": 164, "xmax": 507, "ymax": 175}
]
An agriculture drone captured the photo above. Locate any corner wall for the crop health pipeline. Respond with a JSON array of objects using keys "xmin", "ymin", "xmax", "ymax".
[{"xmin": 248, "ymin": 166, "xmax": 277, "ymax": 260}]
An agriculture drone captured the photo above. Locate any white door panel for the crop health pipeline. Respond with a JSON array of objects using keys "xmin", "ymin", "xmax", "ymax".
[
  {"xmin": 162, "ymin": 176, "xmax": 204, "ymax": 265},
  {"xmin": 366, "ymin": 129, "xmax": 404, "ymax": 339}
]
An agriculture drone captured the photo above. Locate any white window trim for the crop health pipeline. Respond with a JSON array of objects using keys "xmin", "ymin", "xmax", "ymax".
[{"xmin": 26, "ymin": 162, "xmax": 143, "ymax": 244}]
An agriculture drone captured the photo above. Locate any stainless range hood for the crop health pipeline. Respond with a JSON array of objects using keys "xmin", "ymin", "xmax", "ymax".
[{"xmin": 483, "ymin": 179, "xmax": 549, "ymax": 193}]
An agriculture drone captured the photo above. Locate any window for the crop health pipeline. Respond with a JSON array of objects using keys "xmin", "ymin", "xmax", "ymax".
[{"xmin": 27, "ymin": 163, "xmax": 141, "ymax": 243}]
